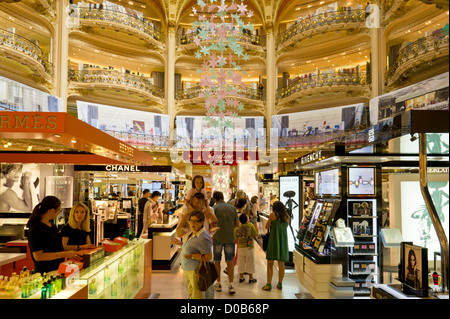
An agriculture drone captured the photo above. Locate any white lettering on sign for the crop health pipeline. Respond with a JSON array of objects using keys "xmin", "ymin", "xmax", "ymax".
[
  {"xmin": 301, "ymin": 150, "xmax": 322, "ymax": 165},
  {"xmin": 105, "ymin": 165, "xmax": 141, "ymax": 172},
  {"xmin": 368, "ymin": 128, "xmax": 375, "ymax": 143}
]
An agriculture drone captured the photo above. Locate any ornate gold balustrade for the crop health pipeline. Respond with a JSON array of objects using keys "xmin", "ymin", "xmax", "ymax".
[
  {"xmin": 176, "ymin": 85, "xmax": 264, "ymax": 101},
  {"xmin": 177, "ymin": 29, "xmax": 265, "ymax": 46},
  {"xmin": 277, "ymin": 71, "xmax": 369, "ymax": 100},
  {"xmin": 70, "ymin": 7, "xmax": 164, "ymax": 43},
  {"xmin": 277, "ymin": 9, "xmax": 365, "ymax": 45},
  {"xmin": 0, "ymin": 27, "xmax": 53, "ymax": 75},
  {"xmin": 386, "ymin": 29, "xmax": 449, "ymax": 81},
  {"xmin": 69, "ymin": 69, "xmax": 165, "ymax": 99}
]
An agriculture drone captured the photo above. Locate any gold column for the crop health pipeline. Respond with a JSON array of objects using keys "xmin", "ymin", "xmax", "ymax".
[
  {"xmin": 54, "ymin": 0, "xmax": 69, "ymax": 112},
  {"xmin": 369, "ymin": 1, "xmax": 384, "ymax": 97},
  {"xmin": 166, "ymin": 20, "xmax": 176, "ymax": 133},
  {"xmin": 265, "ymin": 21, "xmax": 276, "ymax": 141}
]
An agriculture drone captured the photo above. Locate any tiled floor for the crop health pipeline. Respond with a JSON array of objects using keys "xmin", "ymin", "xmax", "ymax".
[{"xmin": 151, "ymin": 242, "xmax": 311, "ymax": 299}]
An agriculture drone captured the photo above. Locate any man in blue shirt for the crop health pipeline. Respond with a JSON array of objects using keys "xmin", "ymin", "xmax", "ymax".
[{"xmin": 212, "ymin": 191, "xmax": 239, "ymax": 295}]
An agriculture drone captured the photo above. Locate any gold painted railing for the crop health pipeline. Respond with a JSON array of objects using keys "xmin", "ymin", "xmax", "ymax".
[
  {"xmin": 177, "ymin": 29, "xmax": 265, "ymax": 46},
  {"xmin": 176, "ymin": 85, "xmax": 264, "ymax": 101},
  {"xmin": 70, "ymin": 7, "xmax": 164, "ymax": 42},
  {"xmin": 277, "ymin": 71, "xmax": 368, "ymax": 100},
  {"xmin": 0, "ymin": 28, "xmax": 53, "ymax": 75},
  {"xmin": 69, "ymin": 69, "xmax": 164, "ymax": 98},
  {"xmin": 387, "ymin": 29, "xmax": 449, "ymax": 79},
  {"xmin": 277, "ymin": 9, "xmax": 365, "ymax": 45}
]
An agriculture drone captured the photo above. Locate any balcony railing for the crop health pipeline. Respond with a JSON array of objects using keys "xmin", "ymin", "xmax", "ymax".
[
  {"xmin": 70, "ymin": 7, "xmax": 164, "ymax": 43},
  {"xmin": 177, "ymin": 29, "xmax": 265, "ymax": 46},
  {"xmin": 277, "ymin": 9, "xmax": 365, "ymax": 45},
  {"xmin": 0, "ymin": 28, "xmax": 53, "ymax": 75},
  {"xmin": 277, "ymin": 71, "xmax": 369, "ymax": 100},
  {"xmin": 387, "ymin": 29, "xmax": 449, "ymax": 79},
  {"xmin": 69, "ymin": 69, "xmax": 165, "ymax": 99},
  {"xmin": 176, "ymin": 85, "xmax": 264, "ymax": 101}
]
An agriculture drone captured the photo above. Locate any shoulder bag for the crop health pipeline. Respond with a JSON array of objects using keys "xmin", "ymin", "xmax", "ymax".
[{"xmin": 196, "ymin": 255, "xmax": 218, "ymax": 291}]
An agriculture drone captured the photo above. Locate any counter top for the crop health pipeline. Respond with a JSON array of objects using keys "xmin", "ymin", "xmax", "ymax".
[
  {"xmin": 148, "ymin": 219, "xmax": 178, "ymax": 232},
  {"xmin": 0, "ymin": 253, "xmax": 26, "ymax": 267}
]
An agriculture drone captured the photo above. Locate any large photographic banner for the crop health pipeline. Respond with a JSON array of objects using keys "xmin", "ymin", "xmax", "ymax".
[
  {"xmin": 279, "ymin": 175, "xmax": 300, "ymax": 252},
  {"xmin": 0, "ymin": 75, "xmax": 64, "ymax": 112},
  {"xmin": 0, "ymin": 163, "xmax": 41, "ymax": 213},
  {"xmin": 369, "ymin": 72, "xmax": 449, "ymax": 126},
  {"xmin": 272, "ymin": 103, "xmax": 366, "ymax": 141},
  {"xmin": 77, "ymin": 101, "xmax": 170, "ymax": 146},
  {"xmin": 401, "ymin": 181, "xmax": 449, "ymax": 260}
]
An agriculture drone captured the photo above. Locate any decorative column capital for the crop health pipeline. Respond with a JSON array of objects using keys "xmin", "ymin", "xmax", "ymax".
[{"xmin": 168, "ymin": 19, "xmax": 176, "ymax": 31}]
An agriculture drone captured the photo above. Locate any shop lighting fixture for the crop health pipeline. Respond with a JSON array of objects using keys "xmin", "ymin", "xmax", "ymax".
[
  {"xmin": 3, "ymin": 144, "xmax": 8, "ymax": 148},
  {"xmin": 71, "ymin": 139, "xmax": 77, "ymax": 143},
  {"xmin": 27, "ymin": 146, "xmax": 32, "ymax": 151},
  {"xmin": 54, "ymin": 134, "xmax": 61, "ymax": 138}
]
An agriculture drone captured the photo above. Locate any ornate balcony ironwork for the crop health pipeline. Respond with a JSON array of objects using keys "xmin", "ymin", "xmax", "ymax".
[
  {"xmin": 177, "ymin": 29, "xmax": 265, "ymax": 46},
  {"xmin": 277, "ymin": 70, "xmax": 369, "ymax": 100},
  {"xmin": 386, "ymin": 29, "xmax": 449, "ymax": 80},
  {"xmin": 176, "ymin": 85, "xmax": 264, "ymax": 101},
  {"xmin": 277, "ymin": 9, "xmax": 365, "ymax": 45},
  {"xmin": 70, "ymin": 7, "xmax": 164, "ymax": 43},
  {"xmin": 0, "ymin": 28, "xmax": 53, "ymax": 75},
  {"xmin": 69, "ymin": 69, "xmax": 165, "ymax": 99}
]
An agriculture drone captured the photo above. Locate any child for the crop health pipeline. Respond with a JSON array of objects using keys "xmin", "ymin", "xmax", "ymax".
[
  {"xmin": 185, "ymin": 175, "xmax": 208, "ymax": 208},
  {"xmin": 185, "ymin": 175, "xmax": 219, "ymax": 233},
  {"xmin": 234, "ymin": 213, "xmax": 258, "ymax": 284}
]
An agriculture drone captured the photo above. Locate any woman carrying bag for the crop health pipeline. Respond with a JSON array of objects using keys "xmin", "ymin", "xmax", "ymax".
[
  {"xmin": 262, "ymin": 201, "xmax": 290, "ymax": 291},
  {"xmin": 180, "ymin": 210, "xmax": 215, "ymax": 299}
]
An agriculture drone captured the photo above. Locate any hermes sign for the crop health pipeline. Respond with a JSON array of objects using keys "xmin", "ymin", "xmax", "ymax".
[{"xmin": 0, "ymin": 112, "xmax": 62, "ymax": 132}]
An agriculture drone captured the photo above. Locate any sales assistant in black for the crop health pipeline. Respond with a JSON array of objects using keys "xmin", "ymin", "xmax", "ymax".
[
  {"xmin": 27, "ymin": 196, "xmax": 82, "ymax": 274},
  {"xmin": 61, "ymin": 202, "xmax": 96, "ymax": 251}
]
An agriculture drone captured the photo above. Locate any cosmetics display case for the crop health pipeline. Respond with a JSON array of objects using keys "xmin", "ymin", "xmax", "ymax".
[
  {"xmin": 297, "ymin": 198, "xmax": 341, "ymax": 263},
  {"xmin": 78, "ymin": 239, "xmax": 150, "ymax": 299},
  {"xmin": 347, "ymin": 197, "xmax": 379, "ymax": 296}
]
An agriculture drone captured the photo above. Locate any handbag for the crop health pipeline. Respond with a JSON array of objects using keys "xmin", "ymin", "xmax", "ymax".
[
  {"xmin": 261, "ymin": 231, "xmax": 270, "ymax": 252},
  {"xmin": 196, "ymin": 256, "xmax": 218, "ymax": 291}
]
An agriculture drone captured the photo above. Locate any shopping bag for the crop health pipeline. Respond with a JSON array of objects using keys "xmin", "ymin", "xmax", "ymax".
[
  {"xmin": 261, "ymin": 232, "xmax": 270, "ymax": 252},
  {"xmin": 197, "ymin": 256, "xmax": 218, "ymax": 291}
]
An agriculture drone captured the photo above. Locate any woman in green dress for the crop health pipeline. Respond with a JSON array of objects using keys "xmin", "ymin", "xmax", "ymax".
[{"xmin": 262, "ymin": 201, "xmax": 289, "ymax": 291}]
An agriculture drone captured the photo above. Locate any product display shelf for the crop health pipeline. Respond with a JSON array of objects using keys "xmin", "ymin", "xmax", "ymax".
[
  {"xmin": 347, "ymin": 198, "xmax": 379, "ymax": 297},
  {"xmin": 78, "ymin": 239, "xmax": 148, "ymax": 299}
]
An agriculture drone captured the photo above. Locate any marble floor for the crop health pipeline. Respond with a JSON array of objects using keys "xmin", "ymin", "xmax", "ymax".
[{"xmin": 150, "ymin": 242, "xmax": 311, "ymax": 299}]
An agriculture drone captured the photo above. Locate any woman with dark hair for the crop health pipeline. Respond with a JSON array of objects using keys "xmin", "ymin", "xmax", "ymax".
[
  {"xmin": 262, "ymin": 201, "xmax": 289, "ymax": 291},
  {"xmin": 27, "ymin": 196, "xmax": 81, "ymax": 274}
]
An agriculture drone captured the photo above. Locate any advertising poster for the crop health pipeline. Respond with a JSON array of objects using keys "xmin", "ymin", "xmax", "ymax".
[
  {"xmin": 0, "ymin": 163, "xmax": 41, "ymax": 213},
  {"xmin": 348, "ymin": 167, "xmax": 375, "ymax": 195},
  {"xmin": 175, "ymin": 115, "xmax": 265, "ymax": 145},
  {"xmin": 77, "ymin": 101, "xmax": 170, "ymax": 146},
  {"xmin": 369, "ymin": 72, "xmax": 449, "ymax": 125},
  {"xmin": 45, "ymin": 176, "xmax": 74, "ymax": 209},
  {"xmin": 272, "ymin": 103, "xmax": 366, "ymax": 139},
  {"xmin": 315, "ymin": 169, "xmax": 340, "ymax": 196},
  {"xmin": 401, "ymin": 181, "xmax": 449, "ymax": 259},
  {"xmin": 0, "ymin": 75, "xmax": 64, "ymax": 112},
  {"xmin": 279, "ymin": 175, "xmax": 300, "ymax": 252}
]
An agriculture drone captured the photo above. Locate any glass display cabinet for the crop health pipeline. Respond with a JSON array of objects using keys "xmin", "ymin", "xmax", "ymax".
[{"xmin": 78, "ymin": 239, "xmax": 149, "ymax": 299}]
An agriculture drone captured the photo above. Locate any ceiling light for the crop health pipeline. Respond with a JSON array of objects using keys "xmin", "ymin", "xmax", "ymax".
[
  {"xmin": 71, "ymin": 139, "xmax": 77, "ymax": 143},
  {"xmin": 27, "ymin": 146, "xmax": 33, "ymax": 151}
]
